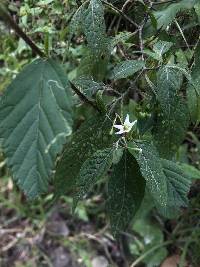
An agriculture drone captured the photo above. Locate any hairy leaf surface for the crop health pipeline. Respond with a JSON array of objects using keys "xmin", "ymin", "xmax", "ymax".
[
  {"xmin": 107, "ymin": 150, "xmax": 145, "ymax": 237},
  {"xmin": 110, "ymin": 60, "xmax": 144, "ymax": 80},
  {"xmin": 157, "ymin": 159, "xmax": 191, "ymax": 218},
  {"xmin": 153, "ymin": 98, "xmax": 189, "ymax": 159},
  {"xmin": 73, "ymin": 147, "xmax": 114, "ymax": 208},
  {"xmin": 83, "ymin": 0, "xmax": 108, "ymax": 55},
  {"xmin": 55, "ymin": 115, "xmax": 114, "ymax": 196},
  {"xmin": 128, "ymin": 141, "xmax": 167, "ymax": 207},
  {"xmin": 0, "ymin": 59, "xmax": 73, "ymax": 198}
]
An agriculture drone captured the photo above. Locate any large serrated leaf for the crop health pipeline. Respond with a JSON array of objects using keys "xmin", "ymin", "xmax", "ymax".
[
  {"xmin": 107, "ymin": 150, "xmax": 145, "ymax": 237},
  {"xmin": 157, "ymin": 159, "xmax": 191, "ymax": 218},
  {"xmin": 55, "ymin": 115, "xmax": 114, "ymax": 196},
  {"xmin": 153, "ymin": 97, "xmax": 189, "ymax": 159},
  {"xmin": 0, "ymin": 59, "xmax": 73, "ymax": 199},
  {"xmin": 128, "ymin": 140, "xmax": 167, "ymax": 207},
  {"xmin": 109, "ymin": 60, "xmax": 145, "ymax": 80},
  {"xmin": 73, "ymin": 147, "xmax": 114, "ymax": 209}
]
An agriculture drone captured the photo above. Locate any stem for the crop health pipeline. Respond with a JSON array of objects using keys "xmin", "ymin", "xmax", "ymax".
[
  {"xmin": 0, "ymin": 3, "xmax": 45, "ymax": 58},
  {"xmin": 70, "ymin": 82, "xmax": 101, "ymax": 113},
  {"xmin": 130, "ymin": 240, "xmax": 173, "ymax": 267},
  {"xmin": 102, "ymin": 0, "xmax": 139, "ymax": 28}
]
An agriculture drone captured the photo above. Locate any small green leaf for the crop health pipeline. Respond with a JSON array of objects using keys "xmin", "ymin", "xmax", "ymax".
[
  {"xmin": 107, "ymin": 150, "xmax": 145, "ymax": 237},
  {"xmin": 72, "ymin": 77, "xmax": 103, "ymax": 98},
  {"xmin": 179, "ymin": 163, "xmax": 200, "ymax": 180},
  {"xmin": 157, "ymin": 159, "xmax": 191, "ymax": 218},
  {"xmin": 109, "ymin": 60, "xmax": 145, "ymax": 80},
  {"xmin": 153, "ymin": 41, "xmax": 173, "ymax": 58},
  {"xmin": 73, "ymin": 148, "xmax": 114, "ymax": 209},
  {"xmin": 0, "ymin": 59, "xmax": 73, "ymax": 199},
  {"xmin": 55, "ymin": 115, "xmax": 114, "ymax": 196},
  {"xmin": 128, "ymin": 140, "xmax": 167, "ymax": 207}
]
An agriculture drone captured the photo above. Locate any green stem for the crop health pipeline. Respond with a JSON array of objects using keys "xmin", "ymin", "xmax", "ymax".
[{"xmin": 130, "ymin": 240, "xmax": 173, "ymax": 267}]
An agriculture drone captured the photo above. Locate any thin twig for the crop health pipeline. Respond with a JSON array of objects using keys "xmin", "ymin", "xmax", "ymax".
[
  {"xmin": 102, "ymin": 0, "xmax": 139, "ymax": 28},
  {"xmin": 0, "ymin": 3, "xmax": 45, "ymax": 58},
  {"xmin": 70, "ymin": 82, "xmax": 101, "ymax": 112}
]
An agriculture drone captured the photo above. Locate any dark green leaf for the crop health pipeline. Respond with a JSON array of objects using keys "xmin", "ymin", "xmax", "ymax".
[
  {"xmin": 157, "ymin": 159, "xmax": 191, "ymax": 218},
  {"xmin": 0, "ymin": 59, "xmax": 73, "ymax": 198},
  {"xmin": 128, "ymin": 140, "xmax": 167, "ymax": 207},
  {"xmin": 156, "ymin": 65, "xmax": 183, "ymax": 115},
  {"xmin": 55, "ymin": 115, "xmax": 114, "ymax": 196},
  {"xmin": 153, "ymin": 98, "xmax": 189, "ymax": 159},
  {"xmin": 107, "ymin": 150, "xmax": 145, "ymax": 237},
  {"xmin": 73, "ymin": 147, "xmax": 114, "ymax": 209},
  {"xmin": 83, "ymin": 0, "xmax": 108, "ymax": 55}
]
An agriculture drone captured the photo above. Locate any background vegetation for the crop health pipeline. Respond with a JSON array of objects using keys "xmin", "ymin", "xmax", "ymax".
[{"xmin": 0, "ymin": 0, "xmax": 200, "ymax": 266}]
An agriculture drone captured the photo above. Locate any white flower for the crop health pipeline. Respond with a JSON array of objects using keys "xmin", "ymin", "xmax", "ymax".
[{"xmin": 114, "ymin": 114, "xmax": 137, "ymax": 135}]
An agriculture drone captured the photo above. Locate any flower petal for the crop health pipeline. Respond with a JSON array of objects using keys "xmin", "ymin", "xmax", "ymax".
[
  {"xmin": 114, "ymin": 124, "xmax": 123, "ymax": 130},
  {"xmin": 124, "ymin": 114, "xmax": 130, "ymax": 125}
]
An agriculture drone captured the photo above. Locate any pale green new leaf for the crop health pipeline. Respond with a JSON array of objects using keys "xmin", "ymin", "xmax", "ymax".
[
  {"xmin": 128, "ymin": 140, "xmax": 167, "ymax": 207},
  {"xmin": 55, "ymin": 115, "xmax": 114, "ymax": 196},
  {"xmin": 109, "ymin": 60, "xmax": 145, "ymax": 80},
  {"xmin": 73, "ymin": 148, "xmax": 114, "ymax": 209},
  {"xmin": 157, "ymin": 159, "xmax": 191, "ymax": 218},
  {"xmin": 107, "ymin": 150, "xmax": 145, "ymax": 237},
  {"xmin": 180, "ymin": 163, "xmax": 200, "ymax": 180},
  {"xmin": 0, "ymin": 59, "xmax": 73, "ymax": 198}
]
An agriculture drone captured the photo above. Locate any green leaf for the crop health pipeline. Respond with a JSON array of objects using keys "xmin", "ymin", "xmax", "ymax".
[
  {"xmin": 83, "ymin": 0, "xmax": 108, "ymax": 55},
  {"xmin": 154, "ymin": 0, "xmax": 198, "ymax": 30},
  {"xmin": 55, "ymin": 115, "xmax": 114, "ymax": 196},
  {"xmin": 72, "ymin": 77, "xmax": 103, "ymax": 98},
  {"xmin": 179, "ymin": 163, "xmax": 200, "ymax": 180},
  {"xmin": 128, "ymin": 140, "xmax": 167, "ymax": 207},
  {"xmin": 73, "ymin": 148, "xmax": 114, "ymax": 209},
  {"xmin": 109, "ymin": 60, "xmax": 145, "ymax": 80},
  {"xmin": 107, "ymin": 150, "xmax": 145, "ymax": 237},
  {"xmin": 153, "ymin": 41, "xmax": 173, "ymax": 58},
  {"xmin": 156, "ymin": 65, "xmax": 183, "ymax": 114},
  {"xmin": 77, "ymin": 49, "xmax": 109, "ymax": 81},
  {"xmin": 0, "ymin": 59, "xmax": 73, "ymax": 199},
  {"xmin": 157, "ymin": 159, "xmax": 191, "ymax": 218},
  {"xmin": 69, "ymin": 2, "xmax": 87, "ymax": 40},
  {"xmin": 153, "ymin": 98, "xmax": 189, "ymax": 159},
  {"xmin": 187, "ymin": 45, "xmax": 200, "ymax": 123}
]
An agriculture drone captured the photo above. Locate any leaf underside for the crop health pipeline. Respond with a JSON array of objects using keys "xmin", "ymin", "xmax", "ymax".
[{"xmin": 0, "ymin": 59, "xmax": 73, "ymax": 199}]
